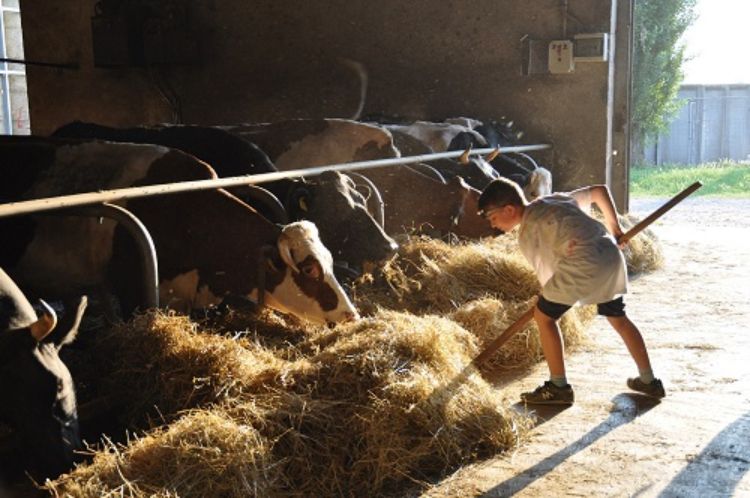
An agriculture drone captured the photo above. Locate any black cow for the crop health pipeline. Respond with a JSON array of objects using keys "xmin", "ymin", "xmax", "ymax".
[
  {"xmin": 0, "ymin": 136, "xmax": 358, "ymax": 324},
  {"xmin": 0, "ymin": 267, "xmax": 87, "ymax": 479}
]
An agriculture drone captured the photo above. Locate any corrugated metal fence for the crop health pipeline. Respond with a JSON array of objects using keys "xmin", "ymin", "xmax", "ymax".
[{"xmin": 644, "ymin": 84, "xmax": 750, "ymax": 165}]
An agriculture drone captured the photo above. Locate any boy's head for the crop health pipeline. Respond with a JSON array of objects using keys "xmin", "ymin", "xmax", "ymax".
[{"xmin": 477, "ymin": 178, "xmax": 527, "ymax": 233}]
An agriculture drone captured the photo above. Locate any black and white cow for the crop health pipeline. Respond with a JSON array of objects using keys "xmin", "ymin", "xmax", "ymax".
[
  {"xmin": 0, "ymin": 267, "xmax": 87, "ymax": 479},
  {"xmin": 0, "ymin": 136, "xmax": 358, "ymax": 325},
  {"xmin": 228, "ymin": 119, "xmax": 495, "ymax": 239},
  {"xmin": 52, "ymin": 122, "xmax": 398, "ymax": 274}
]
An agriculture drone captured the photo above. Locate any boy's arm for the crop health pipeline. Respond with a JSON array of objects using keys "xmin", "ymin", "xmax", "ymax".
[{"xmin": 570, "ymin": 185, "xmax": 625, "ymax": 242}]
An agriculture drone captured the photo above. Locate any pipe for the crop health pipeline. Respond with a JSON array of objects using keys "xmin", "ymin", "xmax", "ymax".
[
  {"xmin": 0, "ymin": 144, "xmax": 552, "ymax": 218},
  {"xmin": 44, "ymin": 203, "xmax": 159, "ymax": 310}
]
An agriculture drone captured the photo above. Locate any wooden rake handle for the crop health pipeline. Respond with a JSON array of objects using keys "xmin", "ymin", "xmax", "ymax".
[
  {"xmin": 617, "ymin": 181, "xmax": 703, "ymax": 245},
  {"xmin": 471, "ymin": 181, "xmax": 703, "ymax": 366}
]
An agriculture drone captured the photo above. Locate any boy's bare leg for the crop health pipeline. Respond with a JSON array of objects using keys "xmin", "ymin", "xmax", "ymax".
[
  {"xmin": 606, "ymin": 315, "xmax": 652, "ymax": 372},
  {"xmin": 534, "ymin": 307, "xmax": 566, "ymax": 378}
]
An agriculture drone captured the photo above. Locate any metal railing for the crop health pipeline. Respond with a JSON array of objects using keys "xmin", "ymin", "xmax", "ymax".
[{"xmin": 0, "ymin": 144, "xmax": 550, "ymax": 218}]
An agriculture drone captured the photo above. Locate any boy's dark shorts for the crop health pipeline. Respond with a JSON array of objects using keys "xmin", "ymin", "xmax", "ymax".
[{"xmin": 537, "ymin": 295, "xmax": 626, "ymax": 320}]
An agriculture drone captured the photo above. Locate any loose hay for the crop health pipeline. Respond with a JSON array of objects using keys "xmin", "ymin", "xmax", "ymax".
[
  {"xmin": 619, "ymin": 214, "xmax": 664, "ymax": 275},
  {"xmin": 353, "ymin": 235, "xmax": 597, "ymax": 369},
  {"xmin": 47, "ymin": 310, "xmax": 533, "ymax": 497},
  {"xmin": 450, "ymin": 297, "xmax": 595, "ymax": 369},
  {"xmin": 49, "ymin": 408, "xmax": 278, "ymax": 498}
]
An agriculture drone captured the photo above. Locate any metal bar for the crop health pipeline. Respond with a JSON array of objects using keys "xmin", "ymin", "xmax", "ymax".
[
  {"xmin": 0, "ymin": 10, "xmax": 12, "ymax": 134},
  {"xmin": 45, "ymin": 203, "xmax": 159, "ymax": 309},
  {"xmin": 0, "ymin": 144, "xmax": 551, "ymax": 218},
  {"xmin": 0, "ymin": 57, "xmax": 79, "ymax": 70}
]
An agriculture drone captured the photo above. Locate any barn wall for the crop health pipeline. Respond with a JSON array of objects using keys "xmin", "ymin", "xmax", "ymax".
[{"xmin": 20, "ymin": 0, "xmax": 627, "ymax": 197}]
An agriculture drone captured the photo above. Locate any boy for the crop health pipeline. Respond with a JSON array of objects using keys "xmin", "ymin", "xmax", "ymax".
[{"xmin": 478, "ymin": 178, "xmax": 665, "ymax": 405}]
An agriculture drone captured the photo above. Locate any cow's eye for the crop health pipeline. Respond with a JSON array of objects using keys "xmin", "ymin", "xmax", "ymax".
[{"xmin": 301, "ymin": 262, "xmax": 320, "ymax": 279}]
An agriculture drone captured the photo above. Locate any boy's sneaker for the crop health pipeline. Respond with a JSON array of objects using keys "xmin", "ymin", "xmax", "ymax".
[
  {"xmin": 520, "ymin": 381, "xmax": 575, "ymax": 405},
  {"xmin": 627, "ymin": 377, "xmax": 666, "ymax": 398}
]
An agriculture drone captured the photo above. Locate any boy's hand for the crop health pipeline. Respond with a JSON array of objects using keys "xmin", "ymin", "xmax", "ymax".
[{"xmin": 613, "ymin": 225, "xmax": 626, "ymax": 249}]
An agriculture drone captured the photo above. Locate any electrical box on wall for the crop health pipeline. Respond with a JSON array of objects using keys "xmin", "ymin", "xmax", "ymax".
[
  {"xmin": 548, "ymin": 40, "xmax": 574, "ymax": 74},
  {"xmin": 574, "ymin": 33, "xmax": 609, "ymax": 62}
]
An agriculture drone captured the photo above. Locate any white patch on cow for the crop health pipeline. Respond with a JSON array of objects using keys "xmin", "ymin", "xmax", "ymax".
[
  {"xmin": 444, "ymin": 117, "xmax": 483, "ymax": 129},
  {"xmin": 274, "ymin": 120, "xmax": 399, "ymax": 170},
  {"xmin": 385, "ymin": 121, "xmax": 486, "ymax": 152},
  {"xmin": 159, "ymin": 269, "xmax": 220, "ymax": 313}
]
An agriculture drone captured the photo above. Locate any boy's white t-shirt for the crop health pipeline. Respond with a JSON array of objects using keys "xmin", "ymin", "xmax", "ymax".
[{"xmin": 517, "ymin": 190, "xmax": 627, "ymax": 306}]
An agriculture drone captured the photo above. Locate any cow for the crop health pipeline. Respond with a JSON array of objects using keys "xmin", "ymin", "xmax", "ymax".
[
  {"xmin": 52, "ymin": 122, "xmax": 398, "ymax": 275},
  {"xmin": 230, "ymin": 118, "xmax": 401, "ymax": 169},
  {"xmin": 463, "ymin": 119, "xmax": 553, "ymax": 200},
  {"xmin": 383, "ymin": 120, "xmax": 488, "ymax": 153},
  {"xmin": 363, "ymin": 169, "xmax": 492, "ymax": 239},
  {"xmin": 228, "ymin": 119, "xmax": 494, "ymax": 239},
  {"xmin": 0, "ymin": 136, "xmax": 358, "ymax": 325},
  {"xmin": 380, "ymin": 118, "xmax": 550, "ymax": 198},
  {"xmin": 0, "ymin": 267, "xmax": 87, "ymax": 479}
]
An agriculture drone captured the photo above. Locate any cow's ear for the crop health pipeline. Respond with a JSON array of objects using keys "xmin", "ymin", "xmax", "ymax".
[
  {"xmin": 45, "ymin": 296, "xmax": 87, "ymax": 350},
  {"xmin": 287, "ymin": 186, "xmax": 311, "ymax": 216},
  {"xmin": 261, "ymin": 244, "xmax": 284, "ymax": 274}
]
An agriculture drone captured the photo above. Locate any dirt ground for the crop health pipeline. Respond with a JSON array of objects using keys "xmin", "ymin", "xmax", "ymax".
[{"xmin": 424, "ymin": 197, "xmax": 750, "ymax": 498}]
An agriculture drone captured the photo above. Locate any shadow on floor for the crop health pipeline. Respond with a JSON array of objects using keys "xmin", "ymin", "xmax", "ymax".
[
  {"xmin": 658, "ymin": 410, "xmax": 750, "ymax": 497},
  {"xmin": 480, "ymin": 393, "xmax": 661, "ymax": 497}
]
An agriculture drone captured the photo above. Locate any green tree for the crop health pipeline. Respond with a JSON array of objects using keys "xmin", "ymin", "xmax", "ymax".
[{"xmin": 632, "ymin": 0, "xmax": 696, "ymax": 157}]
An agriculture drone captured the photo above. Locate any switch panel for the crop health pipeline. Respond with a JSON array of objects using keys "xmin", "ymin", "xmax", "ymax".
[{"xmin": 548, "ymin": 40, "xmax": 575, "ymax": 74}]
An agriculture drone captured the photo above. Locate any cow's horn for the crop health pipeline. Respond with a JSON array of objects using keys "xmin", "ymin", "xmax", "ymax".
[
  {"xmin": 30, "ymin": 299, "xmax": 57, "ymax": 342},
  {"xmin": 277, "ymin": 234, "xmax": 300, "ymax": 273},
  {"xmin": 485, "ymin": 147, "xmax": 501, "ymax": 162},
  {"xmin": 459, "ymin": 145, "xmax": 472, "ymax": 165}
]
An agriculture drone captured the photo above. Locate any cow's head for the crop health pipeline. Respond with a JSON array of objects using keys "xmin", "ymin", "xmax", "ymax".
[
  {"xmin": 262, "ymin": 221, "xmax": 360, "ymax": 325},
  {"xmin": 522, "ymin": 167, "xmax": 553, "ymax": 200},
  {"xmin": 0, "ymin": 270, "xmax": 87, "ymax": 479},
  {"xmin": 286, "ymin": 171, "xmax": 398, "ymax": 272},
  {"xmin": 448, "ymin": 177, "xmax": 496, "ymax": 239}
]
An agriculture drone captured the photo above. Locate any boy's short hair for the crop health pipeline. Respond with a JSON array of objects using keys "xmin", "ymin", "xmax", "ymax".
[{"xmin": 477, "ymin": 178, "xmax": 526, "ymax": 213}]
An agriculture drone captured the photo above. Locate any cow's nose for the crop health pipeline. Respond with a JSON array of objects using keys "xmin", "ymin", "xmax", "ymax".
[{"xmin": 327, "ymin": 310, "xmax": 359, "ymax": 328}]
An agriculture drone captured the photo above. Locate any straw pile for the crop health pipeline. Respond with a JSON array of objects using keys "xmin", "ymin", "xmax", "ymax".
[
  {"xmin": 619, "ymin": 213, "xmax": 664, "ymax": 275},
  {"xmin": 47, "ymin": 310, "xmax": 533, "ymax": 497}
]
